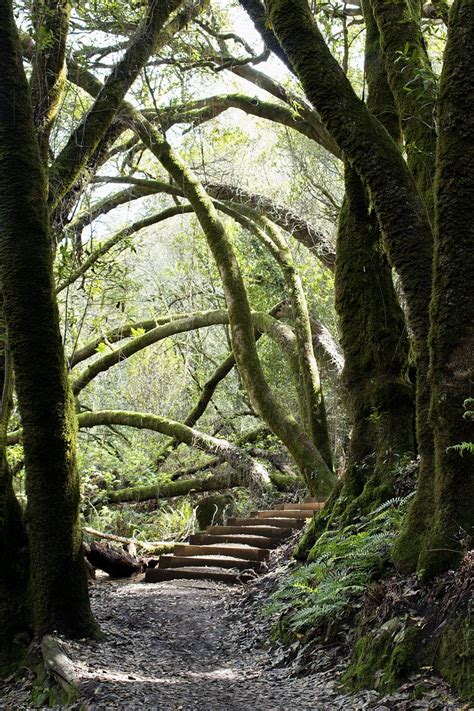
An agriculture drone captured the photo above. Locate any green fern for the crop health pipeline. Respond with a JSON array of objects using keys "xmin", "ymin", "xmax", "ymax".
[{"xmin": 265, "ymin": 495, "xmax": 413, "ymax": 634}]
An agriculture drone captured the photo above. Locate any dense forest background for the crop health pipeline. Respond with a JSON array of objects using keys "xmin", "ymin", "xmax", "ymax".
[{"xmin": 0, "ymin": 0, "xmax": 472, "ymax": 704}]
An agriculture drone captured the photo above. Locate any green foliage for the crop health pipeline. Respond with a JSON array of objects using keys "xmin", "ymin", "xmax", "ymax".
[
  {"xmin": 85, "ymin": 498, "xmax": 196, "ymax": 542},
  {"xmin": 265, "ymin": 496, "xmax": 414, "ymax": 634}
]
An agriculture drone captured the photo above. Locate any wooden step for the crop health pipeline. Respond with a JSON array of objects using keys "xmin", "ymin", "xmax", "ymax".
[
  {"xmin": 227, "ymin": 517, "xmax": 305, "ymax": 529},
  {"xmin": 274, "ymin": 502, "xmax": 324, "ymax": 511},
  {"xmin": 189, "ymin": 533, "xmax": 278, "ymax": 548},
  {"xmin": 159, "ymin": 555, "xmax": 262, "ymax": 571},
  {"xmin": 145, "ymin": 566, "xmax": 238, "ymax": 584},
  {"xmin": 251, "ymin": 509, "xmax": 316, "ymax": 519},
  {"xmin": 206, "ymin": 525, "xmax": 290, "ymax": 539},
  {"xmin": 173, "ymin": 543, "xmax": 269, "ymax": 561}
]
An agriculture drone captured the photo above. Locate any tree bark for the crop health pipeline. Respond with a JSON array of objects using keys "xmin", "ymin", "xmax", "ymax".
[
  {"xmin": 338, "ymin": 1, "xmax": 415, "ymax": 507},
  {"xmin": 397, "ymin": 0, "xmax": 474, "ymax": 577},
  {"xmin": 0, "ymin": 0, "xmax": 97, "ymax": 641}
]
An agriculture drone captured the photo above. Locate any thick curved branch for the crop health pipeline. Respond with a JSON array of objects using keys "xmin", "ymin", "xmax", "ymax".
[
  {"xmin": 86, "ymin": 176, "xmax": 336, "ymax": 270},
  {"xmin": 126, "ymin": 116, "xmax": 335, "ymax": 494},
  {"xmin": 155, "ymin": 301, "xmax": 288, "ymax": 465},
  {"xmin": 146, "ymin": 92, "xmax": 340, "ymax": 158},
  {"xmin": 77, "ymin": 409, "xmax": 270, "ymax": 487},
  {"xmin": 71, "ymin": 309, "xmax": 298, "ymax": 396}
]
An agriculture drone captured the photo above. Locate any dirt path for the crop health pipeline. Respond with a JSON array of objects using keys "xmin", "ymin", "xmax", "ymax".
[
  {"xmin": 1, "ymin": 571, "xmax": 460, "ymax": 710},
  {"xmin": 43, "ymin": 575, "xmax": 456, "ymax": 711},
  {"xmin": 67, "ymin": 577, "xmax": 348, "ymax": 710}
]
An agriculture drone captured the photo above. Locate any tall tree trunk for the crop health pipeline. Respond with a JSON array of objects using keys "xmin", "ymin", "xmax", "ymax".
[
  {"xmin": 400, "ymin": 0, "xmax": 474, "ymax": 577},
  {"xmin": 266, "ymin": 0, "xmax": 434, "ymax": 572},
  {"xmin": 295, "ymin": 0, "xmax": 415, "ymax": 559},
  {"xmin": 336, "ymin": 168, "xmax": 415, "ymax": 502},
  {"xmin": 369, "ymin": 0, "xmax": 437, "ymax": 218},
  {"xmin": 0, "ymin": 0, "xmax": 97, "ymax": 641},
  {"xmin": 0, "ymin": 298, "xmax": 31, "ymax": 674}
]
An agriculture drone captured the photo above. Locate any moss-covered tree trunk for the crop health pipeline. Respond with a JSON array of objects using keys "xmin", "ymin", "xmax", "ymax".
[
  {"xmin": 338, "ymin": 0, "xmax": 415, "ymax": 509},
  {"xmin": 0, "ymin": 0, "xmax": 97, "ymax": 642},
  {"xmin": 296, "ymin": 1, "xmax": 415, "ymax": 559},
  {"xmin": 335, "ymin": 167, "xmax": 415, "ymax": 505},
  {"xmin": 403, "ymin": 0, "xmax": 474, "ymax": 577},
  {"xmin": 266, "ymin": 0, "xmax": 436, "ymax": 572},
  {"xmin": 369, "ymin": 0, "xmax": 437, "ymax": 217},
  {"xmin": 0, "ymin": 297, "xmax": 31, "ymax": 674}
]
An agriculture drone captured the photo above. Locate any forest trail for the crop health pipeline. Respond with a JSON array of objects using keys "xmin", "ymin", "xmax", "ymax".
[
  {"xmin": 27, "ymin": 570, "xmax": 454, "ymax": 711},
  {"xmin": 2, "ymin": 553, "xmax": 459, "ymax": 710}
]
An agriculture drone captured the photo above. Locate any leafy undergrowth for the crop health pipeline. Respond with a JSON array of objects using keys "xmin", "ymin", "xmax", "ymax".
[
  {"xmin": 255, "ymin": 494, "xmax": 472, "ymax": 703},
  {"xmin": 265, "ymin": 495, "xmax": 413, "ymax": 636}
]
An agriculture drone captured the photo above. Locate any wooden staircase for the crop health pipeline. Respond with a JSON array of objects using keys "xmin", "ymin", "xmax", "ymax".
[{"xmin": 145, "ymin": 497, "xmax": 324, "ymax": 584}]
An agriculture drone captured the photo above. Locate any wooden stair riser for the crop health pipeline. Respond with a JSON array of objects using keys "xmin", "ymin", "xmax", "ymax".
[
  {"xmin": 227, "ymin": 517, "xmax": 305, "ymax": 529},
  {"xmin": 189, "ymin": 533, "xmax": 278, "ymax": 548},
  {"xmin": 251, "ymin": 510, "xmax": 316, "ymax": 519},
  {"xmin": 206, "ymin": 525, "xmax": 291, "ymax": 539},
  {"xmin": 145, "ymin": 567, "xmax": 238, "ymax": 584},
  {"xmin": 274, "ymin": 503, "xmax": 324, "ymax": 511},
  {"xmin": 145, "ymin": 498, "xmax": 326, "ymax": 585},
  {"xmin": 173, "ymin": 544, "xmax": 269, "ymax": 561},
  {"xmin": 159, "ymin": 555, "xmax": 262, "ymax": 572}
]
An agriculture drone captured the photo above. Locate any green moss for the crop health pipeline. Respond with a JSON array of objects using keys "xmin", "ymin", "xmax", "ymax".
[
  {"xmin": 32, "ymin": 661, "xmax": 78, "ymax": 707},
  {"xmin": 344, "ymin": 608, "xmax": 473, "ymax": 702},
  {"xmin": 431, "ymin": 614, "xmax": 474, "ymax": 703},
  {"xmin": 343, "ymin": 618, "xmax": 420, "ymax": 692}
]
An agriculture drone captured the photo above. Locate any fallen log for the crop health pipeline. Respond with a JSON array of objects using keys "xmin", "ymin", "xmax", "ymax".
[
  {"xmin": 107, "ymin": 469, "xmax": 303, "ymax": 504},
  {"xmin": 83, "ymin": 526, "xmax": 174, "ymax": 554},
  {"xmin": 41, "ymin": 635, "xmax": 81, "ymax": 699},
  {"xmin": 83, "ymin": 541, "xmax": 144, "ymax": 578}
]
